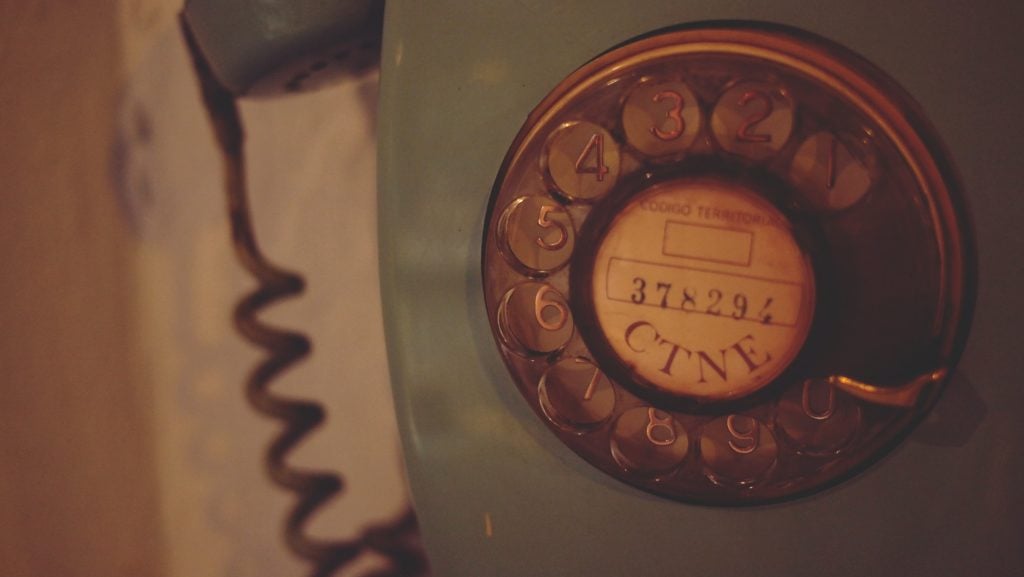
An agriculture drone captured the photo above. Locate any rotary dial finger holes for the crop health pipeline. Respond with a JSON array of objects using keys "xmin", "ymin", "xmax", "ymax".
[{"xmin": 482, "ymin": 23, "xmax": 973, "ymax": 504}]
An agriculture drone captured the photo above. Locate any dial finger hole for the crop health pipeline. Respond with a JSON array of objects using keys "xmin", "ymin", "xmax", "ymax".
[
  {"xmin": 700, "ymin": 414, "xmax": 778, "ymax": 486},
  {"xmin": 621, "ymin": 79, "xmax": 702, "ymax": 158},
  {"xmin": 538, "ymin": 357, "xmax": 616, "ymax": 431},
  {"xmin": 610, "ymin": 406, "xmax": 690, "ymax": 478},
  {"xmin": 543, "ymin": 121, "xmax": 621, "ymax": 202},
  {"xmin": 776, "ymin": 378, "xmax": 863, "ymax": 457},
  {"xmin": 497, "ymin": 281, "xmax": 574, "ymax": 355},
  {"xmin": 498, "ymin": 196, "xmax": 576, "ymax": 274},
  {"xmin": 711, "ymin": 81, "xmax": 794, "ymax": 160},
  {"xmin": 789, "ymin": 131, "xmax": 873, "ymax": 211}
]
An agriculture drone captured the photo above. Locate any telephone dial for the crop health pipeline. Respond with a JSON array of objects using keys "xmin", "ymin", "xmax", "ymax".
[{"xmin": 184, "ymin": 1, "xmax": 1021, "ymax": 576}]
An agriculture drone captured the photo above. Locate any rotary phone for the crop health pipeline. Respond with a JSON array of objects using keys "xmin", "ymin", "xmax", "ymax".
[{"xmin": 183, "ymin": 1, "xmax": 1022, "ymax": 576}]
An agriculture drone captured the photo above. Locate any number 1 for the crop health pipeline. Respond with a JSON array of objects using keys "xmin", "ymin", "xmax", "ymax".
[{"xmin": 583, "ymin": 367, "xmax": 602, "ymax": 401}]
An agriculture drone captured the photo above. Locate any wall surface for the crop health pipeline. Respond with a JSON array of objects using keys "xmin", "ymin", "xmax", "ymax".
[
  {"xmin": 0, "ymin": 1, "xmax": 164, "ymax": 575},
  {"xmin": 0, "ymin": 2, "xmax": 409, "ymax": 576}
]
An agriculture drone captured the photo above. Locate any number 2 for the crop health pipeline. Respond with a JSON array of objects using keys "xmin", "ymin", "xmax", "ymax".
[
  {"xmin": 707, "ymin": 289, "xmax": 723, "ymax": 315},
  {"xmin": 736, "ymin": 90, "xmax": 773, "ymax": 143}
]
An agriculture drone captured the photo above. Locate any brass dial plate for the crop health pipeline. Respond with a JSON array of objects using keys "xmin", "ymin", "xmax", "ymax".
[{"xmin": 482, "ymin": 23, "xmax": 973, "ymax": 504}]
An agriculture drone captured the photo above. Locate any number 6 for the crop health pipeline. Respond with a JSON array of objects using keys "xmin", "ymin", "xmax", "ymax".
[{"xmin": 534, "ymin": 285, "xmax": 568, "ymax": 331}]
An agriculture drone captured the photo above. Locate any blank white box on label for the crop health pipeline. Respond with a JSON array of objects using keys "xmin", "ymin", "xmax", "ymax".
[{"xmin": 663, "ymin": 221, "xmax": 752, "ymax": 266}]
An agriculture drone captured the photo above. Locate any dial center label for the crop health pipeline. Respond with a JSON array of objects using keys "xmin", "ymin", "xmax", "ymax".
[{"xmin": 591, "ymin": 179, "xmax": 815, "ymax": 401}]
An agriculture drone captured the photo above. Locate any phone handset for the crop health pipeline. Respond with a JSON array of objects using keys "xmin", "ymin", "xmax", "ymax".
[
  {"xmin": 183, "ymin": 0, "xmax": 383, "ymax": 96},
  {"xmin": 180, "ymin": 2, "xmax": 428, "ymax": 576}
]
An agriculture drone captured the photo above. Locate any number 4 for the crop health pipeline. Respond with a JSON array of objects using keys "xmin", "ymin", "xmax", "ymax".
[{"xmin": 575, "ymin": 133, "xmax": 609, "ymax": 181}]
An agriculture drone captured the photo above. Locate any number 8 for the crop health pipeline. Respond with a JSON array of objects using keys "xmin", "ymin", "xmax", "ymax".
[{"xmin": 645, "ymin": 408, "xmax": 677, "ymax": 446}]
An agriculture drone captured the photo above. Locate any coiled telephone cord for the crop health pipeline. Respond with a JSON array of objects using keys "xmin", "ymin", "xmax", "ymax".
[{"xmin": 182, "ymin": 18, "xmax": 431, "ymax": 577}]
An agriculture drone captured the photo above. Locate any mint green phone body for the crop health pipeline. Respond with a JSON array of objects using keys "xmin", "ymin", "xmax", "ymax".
[
  {"xmin": 377, "ymin": 2, "xmax": 1021, "ymax": 576},
  {"xmin": 184, "ymin": 0, "xmax": 1022, "ymax": 574}
]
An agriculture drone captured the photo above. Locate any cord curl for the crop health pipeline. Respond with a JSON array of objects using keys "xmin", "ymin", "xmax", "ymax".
[{"xmin": 182, "ymin": 16, "xmax": 429, "ymax": 577}]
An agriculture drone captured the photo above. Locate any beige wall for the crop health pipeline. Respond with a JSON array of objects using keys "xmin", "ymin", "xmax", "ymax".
[
  {"xmin": 0, "ymin": 1, "xmax": 165, "ymax": 575},
  {"xmin": 0, "ymin": 3, "xmax": 408, "ymax": 576}
]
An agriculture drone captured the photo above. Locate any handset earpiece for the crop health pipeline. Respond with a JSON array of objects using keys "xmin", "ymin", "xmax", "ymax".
[{"xmin": 182, "ymin": 0, "xmax": 383, "ymax": 96}]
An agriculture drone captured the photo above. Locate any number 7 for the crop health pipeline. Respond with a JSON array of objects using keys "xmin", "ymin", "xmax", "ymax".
[{"xmin": 656, "ymin": 282, "xmax": 672, "ymax": 308}]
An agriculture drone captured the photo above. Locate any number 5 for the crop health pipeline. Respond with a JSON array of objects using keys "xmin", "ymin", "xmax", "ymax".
[{"xmin": 535, "ymin": 205, "xmax": 568, "ymax": 250}]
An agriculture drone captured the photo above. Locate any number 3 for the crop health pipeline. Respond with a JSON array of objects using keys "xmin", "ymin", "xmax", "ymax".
[{"xmin": 650, "ymin": 90, "xmax": 685, "ymax": 141}]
